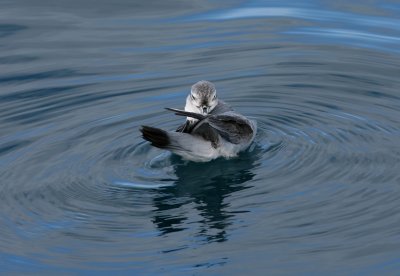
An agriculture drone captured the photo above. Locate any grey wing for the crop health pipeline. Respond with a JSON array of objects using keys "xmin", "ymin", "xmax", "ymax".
[
  {"xmin": 207, "ymin": 114, "xmax": 254, "ymax": 144},
  {"xmin": 167, "ymin": 108, "xmax": 201, "ymax": 133},
  {"xmin": 168, "ymin": 107, "xmax": 254, "ymax": 145}
]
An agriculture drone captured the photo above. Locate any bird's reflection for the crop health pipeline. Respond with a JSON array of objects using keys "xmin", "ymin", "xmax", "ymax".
[{"xmin": 152, "ymin": 147, "xmax": 260, "ymax": 243}]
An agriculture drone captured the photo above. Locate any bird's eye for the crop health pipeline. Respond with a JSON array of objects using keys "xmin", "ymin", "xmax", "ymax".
[
  {"xmin": 213, "ymin": 94, "xmax": 216, "ymax": 100},
  {"xmin": 191, "ymin": 94, "xmax": 196, "ymax": 101}
]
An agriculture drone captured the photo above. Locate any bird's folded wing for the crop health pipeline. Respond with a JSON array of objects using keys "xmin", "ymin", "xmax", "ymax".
[
  {"xmin": 207, "ymin": 114, "xmax": 254, "ymax": 144},
  {"xmin": 166, "ymin": 107, "xmax": 253, "ymax": 145}
]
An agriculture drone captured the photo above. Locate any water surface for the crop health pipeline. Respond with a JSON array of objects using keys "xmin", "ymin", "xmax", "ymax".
[{"xmin": 1, "ymin": 0, "xmax": 400, "ymax": 275}]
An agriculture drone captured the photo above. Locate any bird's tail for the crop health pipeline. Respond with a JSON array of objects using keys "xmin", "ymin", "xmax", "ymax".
[
  {"xmin": 140, "ymin": 125, "xmax": 216, "ymax": 162},
  {"xmin": 140, "ymin": 126, "xmax": 170, "ymax": 148}
]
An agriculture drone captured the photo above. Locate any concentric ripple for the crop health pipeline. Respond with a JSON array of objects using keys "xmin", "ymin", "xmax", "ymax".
[{"xmin": 2, "ymin": 0, "xmax": 400, "ymax": 274}]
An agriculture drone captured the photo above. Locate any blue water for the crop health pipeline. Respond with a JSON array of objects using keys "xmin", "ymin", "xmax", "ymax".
[{"xmin": 1, "ymin": 0, "xmax": 400, "ymax": 275}]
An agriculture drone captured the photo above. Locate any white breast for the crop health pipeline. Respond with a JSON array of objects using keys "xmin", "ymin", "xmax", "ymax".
[{"xmin": 184, "ymin": 97, "xmax": 200, "ymax": 123}]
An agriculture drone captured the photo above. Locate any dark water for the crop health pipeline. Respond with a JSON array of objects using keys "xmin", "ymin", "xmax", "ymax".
[{"xmin": 1, "ymin": 0, "xmax": 400, "ymax": 274}]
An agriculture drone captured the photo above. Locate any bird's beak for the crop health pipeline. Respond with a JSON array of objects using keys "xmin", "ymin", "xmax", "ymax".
[{"xmin": 202, "ymin": 106, "xmax": 208, "ymax": 114}]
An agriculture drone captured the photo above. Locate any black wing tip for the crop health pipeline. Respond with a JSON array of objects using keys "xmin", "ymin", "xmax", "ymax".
[
  {"xmin": 140, "ymin": 125, "xmax": 170, "ymax": 148},
  {"xmin": 165, "ymin": 107, "xmax": 206, "ymax": 121},
  {"xmin": 165, "ymin": 107, "xmax": 178, "ymax": 112},
  {"xmin": 165, "ymin": 107, "xmax": 185, "ymax": 115}
]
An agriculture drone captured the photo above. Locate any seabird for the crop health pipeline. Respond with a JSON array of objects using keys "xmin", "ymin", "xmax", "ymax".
[{"xmin": 140, "ymin": 80, "xmax": 257, "ymax": 162}]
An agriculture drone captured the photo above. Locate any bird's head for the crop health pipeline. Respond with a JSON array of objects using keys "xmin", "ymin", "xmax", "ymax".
[{"xmin": 187, "ymin": 80, "xmax": 218, "ymax": 115}]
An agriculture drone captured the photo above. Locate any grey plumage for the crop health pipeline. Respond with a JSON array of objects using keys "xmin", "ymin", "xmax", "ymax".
[
  {"xmin": 167, "ymin": 107, "xmax": 254, "ymax": 145},
  {"xmin": 140, "ymin": 81, "xmax": 257, "ymax": 162}
]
